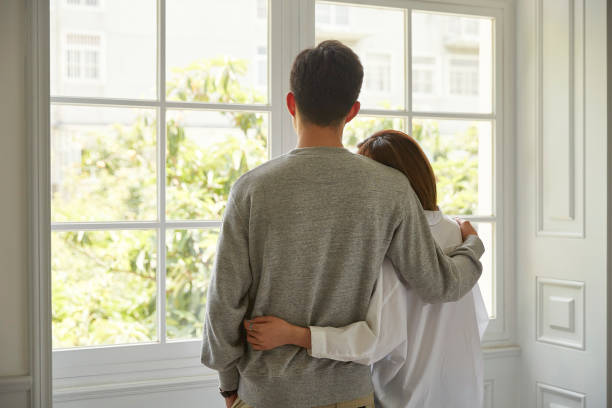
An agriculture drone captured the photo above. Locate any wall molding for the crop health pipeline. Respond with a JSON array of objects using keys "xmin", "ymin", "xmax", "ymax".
[
  {"xmin": 535, "ymin": 0, "xmax": 586, "ymax": 238},
  {"xmin": 53, "ymin": 374, "xmax": 217, "ymax": 403},
  {"xmin": 0, "ymin": 376, "xmax": 33, "ymax": 393},
  {"xmin": 482, "ymin": 345, "xmax": 521, "ymax": 360}
]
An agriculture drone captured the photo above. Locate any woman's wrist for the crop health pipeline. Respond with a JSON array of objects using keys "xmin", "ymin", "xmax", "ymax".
[{"xmin": 290, "ymin": 326, "xmax": 311, "ymax": 349}]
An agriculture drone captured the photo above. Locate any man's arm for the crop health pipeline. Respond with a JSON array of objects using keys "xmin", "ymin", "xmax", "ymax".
[
  {"xmin": 387, "ymin": 191, "xmax": 485, "ymax": 303},
  {"xmin": 201, "ymin": 191, "xmax": 252, "ymax": 392}
]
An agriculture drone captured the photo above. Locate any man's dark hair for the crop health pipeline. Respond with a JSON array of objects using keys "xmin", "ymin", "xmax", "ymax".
[{"xmin": 290, "ymin": 40, "xmax": 364, "ymax": 127}]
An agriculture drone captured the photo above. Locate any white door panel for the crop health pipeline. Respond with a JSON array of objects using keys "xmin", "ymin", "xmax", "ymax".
[{"xmin": 516, "ymin": 0, "xmax": 607, "ymax": 406}]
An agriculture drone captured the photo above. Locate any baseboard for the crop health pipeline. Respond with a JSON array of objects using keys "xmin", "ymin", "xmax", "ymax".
[
  {"xmin": 0, "ymin": 376, "xmax": 33, "ymax": 393},
  {"xmin": 53, "ymin": 374, "xmax": 218, "ymax": 403}
]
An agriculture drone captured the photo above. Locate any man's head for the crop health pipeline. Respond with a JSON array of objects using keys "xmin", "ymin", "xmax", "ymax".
[{"xmin": 288, "ymin": 40, "xmax": 363, "ymax": 128}]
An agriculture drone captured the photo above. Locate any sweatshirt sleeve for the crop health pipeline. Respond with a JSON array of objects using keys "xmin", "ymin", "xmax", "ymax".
[
  {"xmin": 201, "ymin": 191, "xmax": 252, "ymax": 391},
  {"xmin": 309, "ymin": 265, "xmax": 407, "ymax": 365},
  {"xmin": 387, "ymin": 190, "xmax": 485, "ymax": 304}
]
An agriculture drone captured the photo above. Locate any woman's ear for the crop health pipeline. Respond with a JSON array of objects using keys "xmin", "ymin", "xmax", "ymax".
[{"xmin": 286, "ymin": 92, "xmax": 297, "ymax": 117}]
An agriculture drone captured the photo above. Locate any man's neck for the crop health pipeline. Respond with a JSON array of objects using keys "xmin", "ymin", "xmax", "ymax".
[{"xmin": 296, "ymin": 122, "xmax": 344, "ymax": 148}]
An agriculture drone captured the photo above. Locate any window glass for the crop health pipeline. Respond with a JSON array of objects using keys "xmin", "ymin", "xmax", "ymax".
[
  {"xmin": 51, "ymin": 105, "xmax": 157, "ymax": 222},
  {"xmin": 166, "ymin": 0, "xmax": 268, "ymax": 103},
  {"xmin": 166, "ymin": 229, "xmax": 219, "ymax": 340},
  {"xmin": 412, "ymin": 11, "xmax": 493, "ymax": 113},
  {"xmin": 52, "ymin": 230, "xmax": 157, "ymax": 348},
  {"xmin": 412, "ymin": 119, "xmax": 493, "ymax": 216},
  {"xmin": 166, "ymin": 110, "xmax": 269, "ymax": 220},
  {"xmin": 51, "ymin": 0, "xmax": 157, "ymax": 99},
  {"xmin": 473, "ymin": 222, "xmax": 495, "ymax": 318}
]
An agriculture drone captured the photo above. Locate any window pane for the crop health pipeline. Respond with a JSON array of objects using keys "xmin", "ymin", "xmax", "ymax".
[
  {"xmin": 166, "ymin": 0, "xmax": 268, "ymax": 103},
  {"xmin": 412, "ymin": 11, "xmax": 493, "ymax": 113},
  {"xmin": 316, "ymin": 2, "xmax": 404, "ymax": 110},
  {"xmin": 50, "ymin": 0, "xmax": 157, "ymax": 99},
  {"xmin": 52, "ymin": 230, "xmax": 157, "ymax": 348},
  {"xmin": 51, "ymin": 105, "xmax": 157, "ymax": 222},
  {"xmin": 473, "ymin": 222, "xmax": 495, "ymax": 318},
  {"xmin": 343, "ymin": 116, "xmax": 405, "ymax": 153},
  {"xmin": 166, "ymin": 110, "xmax": 269, "ymax": 220},
  {"xmin": 166, "ymin": 229, "xmax": 219, "ymax": 340},
  {"xmin": 412, "ymin": 119, "xmax": 492, "ymax": 216}
]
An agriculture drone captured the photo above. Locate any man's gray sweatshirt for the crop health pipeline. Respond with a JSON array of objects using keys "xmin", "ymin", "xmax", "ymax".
[{"xmin": 201, "ymin": 146, "xmax": 484, "ymax": 408}]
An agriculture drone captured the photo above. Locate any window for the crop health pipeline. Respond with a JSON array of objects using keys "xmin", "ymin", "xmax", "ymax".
[
  {"xmin": 50, "ymin": 0, "xmax": 273, "ymax": 375},
  {"xmin": 449, "ymin": 58, "xmax": 479, "ymax": 96},
  {"xmin": 365, "ymin": 53, "xmax": 391, "ymax": 94},
  {"xmin": 46, "ymin": 0, "xmax": 507, "ymax": 390},
  {"xmin": 318, "ymin": 4, "xmax": 500, "ymax": 328},
  {"xmin": 62, "ymin": 33, "xmax": 102, "ymax": 82}
]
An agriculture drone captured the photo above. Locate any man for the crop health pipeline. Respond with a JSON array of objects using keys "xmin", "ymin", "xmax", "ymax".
[{"xmin": 201, "ymin": 40, "xmax": 484, "ymax": 408}]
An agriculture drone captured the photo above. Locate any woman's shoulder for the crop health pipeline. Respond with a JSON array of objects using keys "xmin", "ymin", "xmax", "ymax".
[{"xmin": 430, "ymin": 212, "xmax": 462, "ymax": 249}]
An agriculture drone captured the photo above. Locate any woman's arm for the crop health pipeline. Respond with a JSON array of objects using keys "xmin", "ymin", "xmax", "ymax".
[
  {"xmin": 244, "ymin": 316, "xmax": 311, "ymax": 350},
  {"xmin": 246, "ymin": 262, "xmax": 407, "ymax": 365}
]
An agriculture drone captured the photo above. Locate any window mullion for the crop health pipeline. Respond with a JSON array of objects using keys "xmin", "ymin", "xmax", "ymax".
[
  {"xmin": 405, "ymin": 6, "xmax": 412, "ymax": 115},
  {"xmin": 157, "ymin": 0, "xmax": 167, "ymax": 345}
]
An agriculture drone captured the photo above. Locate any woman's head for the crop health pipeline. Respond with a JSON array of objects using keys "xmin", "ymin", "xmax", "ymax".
[{"xmin": 357, "ymin": 130, "xmax": 437, "ymax": 211}]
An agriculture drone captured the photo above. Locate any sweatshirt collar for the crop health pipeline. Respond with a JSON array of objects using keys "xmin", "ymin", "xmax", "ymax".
[{"xmin": 288, "ymin": 146, "xmax": 352, "ymax": 155}]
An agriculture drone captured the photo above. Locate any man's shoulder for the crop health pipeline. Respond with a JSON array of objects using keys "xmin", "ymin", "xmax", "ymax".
[{"xmin": 231, "ymin": 150, "xmax": 411, "ymax": 197}]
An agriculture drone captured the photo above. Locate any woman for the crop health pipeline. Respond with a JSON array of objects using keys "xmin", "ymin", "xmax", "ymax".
[{"xmin": 244, "ymin": 130, "xmax": 489, "ymax": 408}]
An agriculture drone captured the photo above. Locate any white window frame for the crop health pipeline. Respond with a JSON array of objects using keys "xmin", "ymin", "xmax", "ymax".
[
  {"xmin": 29, "ymin": 0, "xmax": 515, "ymax": 403},
  {"xmin": 309, "ymin": 0, "xmax": 514, "ymax": 347},
  {"xmin": 61, "ymin": 30, "xmax": 105, "ymax": 84}
]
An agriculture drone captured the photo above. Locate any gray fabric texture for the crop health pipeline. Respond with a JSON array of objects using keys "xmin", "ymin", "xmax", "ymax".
[{"xmin": 201, "ymin": 146, "xmax": 484, "ymax": 408}]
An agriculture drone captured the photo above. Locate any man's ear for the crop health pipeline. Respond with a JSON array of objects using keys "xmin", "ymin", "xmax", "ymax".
[
  {"xmin": 344, "ymin": 101, "xmax": 361, "ymax": 124},
  {"xmin": 286, "ymin": 92, "xmax": 297, "ymax": 117}
]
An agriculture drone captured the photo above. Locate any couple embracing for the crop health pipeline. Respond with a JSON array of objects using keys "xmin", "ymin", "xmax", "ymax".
[{"xmin": 201, "ymin": 40, "xmax": 487, "ymax": 408}]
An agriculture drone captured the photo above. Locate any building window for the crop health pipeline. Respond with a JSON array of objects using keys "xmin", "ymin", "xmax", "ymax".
[
  {"xmin": 65, "ymin": 0, "xmax": 101, "ymax": 8},
  {"xmin": 256, "ymin": 45, "xmax": 267, "ymax": 87},
  {"xmin": 365, "ymin": 53, "xmax": 391, "ymax": 93},
  {"xmin": 449, "ymin": 58, "xmax": 479, "ymax": 95},
  {"xmin": 413, "ymin": 56, "xmax": 435, "ymax": 94},
  {"xmin": 63, "ymin": 33, "xmax": 102, "ymax": 82},
  {"xmin": 256, "ymin": 0, "xmax": 267, "ymax": 20},
  {"xmin": 316, "ymin": 4, "xmax": 349, "ymax": 26}
]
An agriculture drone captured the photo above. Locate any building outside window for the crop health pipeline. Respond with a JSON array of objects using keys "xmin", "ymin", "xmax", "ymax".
[
  {"xmin": 412, "ymin": 56, "xmax": 435, "ymax": 94},
  {"xmin": 365, "ymin": 53, "xmax": 391, "ymax": 93},
  {"xmin": 63, "ymin": 32, "xmax": 102, "ymax": 82},
  {"xmin": 449, "ymin": 57, "xmax": 479, "ymax": 95}
]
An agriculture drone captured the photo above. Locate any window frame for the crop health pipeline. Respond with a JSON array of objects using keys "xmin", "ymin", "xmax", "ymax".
[
  {"xmin": 309, "ymin": 0, "xmax": 512, "ymax": 344},
  {"xmin": 29, "ymin": 0, "xmax": 515, "ymax": 399}
]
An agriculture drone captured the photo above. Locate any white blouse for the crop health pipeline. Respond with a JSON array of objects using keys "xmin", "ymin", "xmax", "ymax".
[{"xmin": 309, "ymin": 210, "xmax": 489, "ymax": 408}]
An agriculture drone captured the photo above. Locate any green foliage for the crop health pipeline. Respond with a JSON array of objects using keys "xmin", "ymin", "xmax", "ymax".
[{"xmin": 413, "ymin": 120, "xmax": 480, "ymax": 215}]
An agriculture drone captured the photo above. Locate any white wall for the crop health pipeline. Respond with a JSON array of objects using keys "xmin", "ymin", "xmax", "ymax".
[{"xmin": 0, "ymin": 0, "xmax": 31, "ymax": 406}]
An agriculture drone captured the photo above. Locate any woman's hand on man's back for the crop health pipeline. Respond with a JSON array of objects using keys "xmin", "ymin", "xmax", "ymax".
[{"xmin": 454, "ymin": 218, "xmax": 479, "ymax": 241}]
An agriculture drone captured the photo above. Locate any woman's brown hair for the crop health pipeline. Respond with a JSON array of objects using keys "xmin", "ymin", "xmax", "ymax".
[{"xmin": 357, "ymin": 130, "xmax": 437, "ymax": 211}]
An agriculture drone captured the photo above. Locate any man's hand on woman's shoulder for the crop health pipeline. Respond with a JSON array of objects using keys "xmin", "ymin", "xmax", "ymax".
[{"xmin": 454, "ymin": 218, "xmax": 479, "ymax": 242}]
